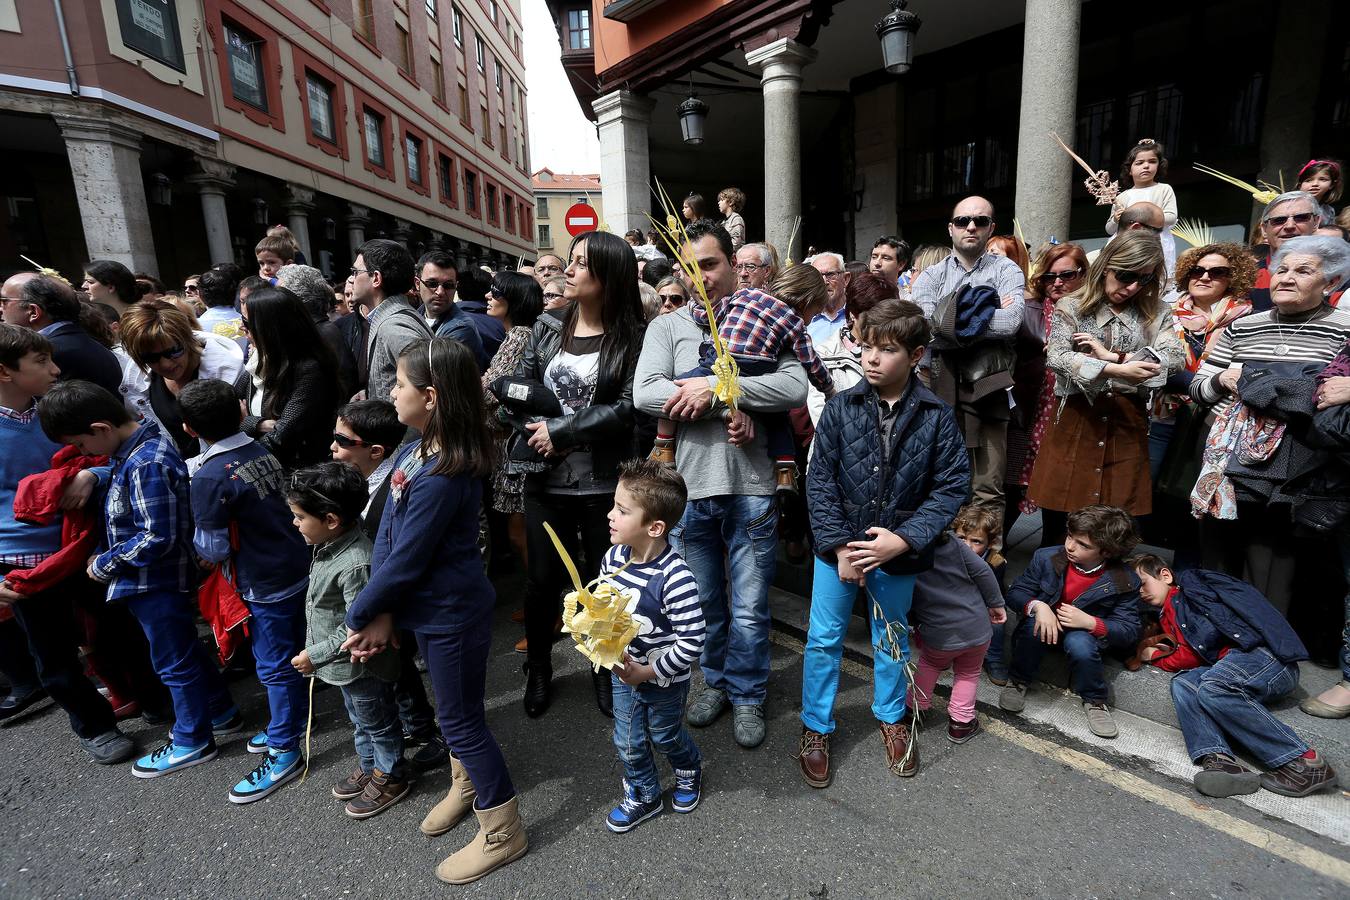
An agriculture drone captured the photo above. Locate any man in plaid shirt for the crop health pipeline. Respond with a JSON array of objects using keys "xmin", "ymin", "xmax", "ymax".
[
  {"xmin": 40, "ymin": 381, "xmax": 238, "ymax": 780},
  {"xmin": 653, "ymin": 286, "xmax": 833, "ymax": 492}
]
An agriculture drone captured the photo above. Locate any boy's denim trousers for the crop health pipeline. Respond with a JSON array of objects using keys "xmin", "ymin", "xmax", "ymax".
[
  {"xmin": 611, "ymin": 677, "xmax": 700, "ymax": 803},
  {"xmin": 672, "ymin": 494, "xmax": 778, "ymax": 705},
  {"xmin": 340, "ymin": 675, "xmax": 406, "ymax": 778},
  {"xmin": 1169, "ymin": 646, "xmax": 1308, "ymax": 769},
  {"xmin": 245, "ymin": 592, "xmax": 307, "ymax": 752},
  {"xmin": 801, "ymin": 556, "xmax": 916, "ymax": 734},
  {"xmin": 1008, "ymin": 615, "xmax": 1108, "ymax": 703},
  {"xmin": 125, "ymin": 589, "xmax": 234, "ymax": 747}
]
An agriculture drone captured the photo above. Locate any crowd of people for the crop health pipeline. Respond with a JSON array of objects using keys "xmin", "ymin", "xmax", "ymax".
[{"xmin": 0, "ymin": 151, "xmax": 1348, "ymax": 886}]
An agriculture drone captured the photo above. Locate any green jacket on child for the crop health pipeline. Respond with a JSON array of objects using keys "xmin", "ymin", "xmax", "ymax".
[{"xmin": 303, "ymin": 528, "xmax": 399, "ymax": 686}]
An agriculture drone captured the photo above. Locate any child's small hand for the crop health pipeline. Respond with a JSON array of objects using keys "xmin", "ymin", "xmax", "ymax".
[
  {"xmin": 988, "ymin": 606, "xmax": 1007, "ymax": 625},
  {"xmin": 60, "ymin": 469, "xmax": 96, "ymax": 510},
  {"xmin": 291, "ymin": 650, "xmax": 314, "ymax": 675},
  {"xmin": 1031, "ymin": 601, "xmax": 1061, "ymax": 644},
  {"xmin": 836, "ymin": 553, "xmax": 864, "ymax": 586},
  {"xmin": 1055, "ymin": 604, "xmax": 1096, "ymax": 631},
  {"xmin": 726, "ymin": 409, "xmax": 755, "ymax": 447},
  {"xmin": 846, "ymin": 527, "xmax": 910, "ymax": 574},
  {"xmin": 85, "ymin": 556, "xmax": 108, "ymax": 584},
  {"xmin": 0, "ymin": 581, "xmax": 20, "ymax": 607},
  {"xmin": 613, "ymin": 655, "xmax": 655, "ymax": 686}
]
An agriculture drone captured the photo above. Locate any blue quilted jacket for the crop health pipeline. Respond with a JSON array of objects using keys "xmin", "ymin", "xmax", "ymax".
[{"xmin": 807, "ymin": 377, "xmax": 970, "ymax": 573}]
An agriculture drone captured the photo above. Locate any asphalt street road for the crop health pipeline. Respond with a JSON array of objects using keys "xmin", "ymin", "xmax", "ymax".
[{"xmin": 2, "ymin": 591, "xmax": 1347, "ymax": 900}]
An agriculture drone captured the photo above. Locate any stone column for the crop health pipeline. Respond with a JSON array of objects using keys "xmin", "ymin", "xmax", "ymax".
[
  {"xmin": 452, "ymin": 239, "xmax": 469, "ymax": 273},
  {"xmin": 1013, "ymin": 0, "xmax": 1081, "ymax": 248},
  {"xmin": 186, "ymin": 158, "xmax": 237, "ymax": 266},
  {"xmin": 283, "ymin": 184, "xmax": 316, "ymax": 262},
  {"xmin": 346, "ymin": 203, "xmax": 370, "ymax": 260},
  {"xmin": 592, "ymin": 91, "xmax": 654, "ymax": 236},
  {"xmin": 1255, "ymin": 0, "xmax": 1331, "ymax": 225},
  {"xmin": 55, "ymin": 115, "xmax": 158, "ymax": 273},
  {"xmin": 746, "ymin": 39, "xmax": 817, "ymax": 262},
  {"xmin": 391, "ymin": 218, "xmax": 413, "ymax": 249}
]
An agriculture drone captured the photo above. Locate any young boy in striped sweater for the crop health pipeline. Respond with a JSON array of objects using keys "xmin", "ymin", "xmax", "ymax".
[{"xmin": 602, "ymin": 459, "xmax": 706, "ymax": 833}]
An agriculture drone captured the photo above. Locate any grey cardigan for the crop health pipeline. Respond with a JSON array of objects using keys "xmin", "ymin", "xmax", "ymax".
[
  {"xmin": 365, "ymin": 296, "xmax": 432, "ymax": 402},
  {"xmin": 910, "ymin": 535, "xmax": 1005, "ymax": 651}
]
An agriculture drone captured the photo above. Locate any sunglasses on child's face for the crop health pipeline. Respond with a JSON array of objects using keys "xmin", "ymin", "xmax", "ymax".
[
  {"xmin": 331, "ymin": 432, "xmax": 369, "ymax": 448},
  {"xmin": 142, "ymin": 345, "xmax": 187, "ymax": 364}
]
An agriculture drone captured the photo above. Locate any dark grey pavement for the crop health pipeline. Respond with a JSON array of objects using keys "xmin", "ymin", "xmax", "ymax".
[{"xmin": 2, "ymin": 583, "xmax": 1348, "ymax": 900}]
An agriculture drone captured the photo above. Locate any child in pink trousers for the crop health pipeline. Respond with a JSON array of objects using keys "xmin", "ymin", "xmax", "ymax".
[{"xmin": 908, "ymin": 524, "xmax": 1007, "ymax": 743}]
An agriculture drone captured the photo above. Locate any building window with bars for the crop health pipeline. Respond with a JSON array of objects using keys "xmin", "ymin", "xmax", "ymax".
[
  {"xmin": 364, "ymin": 108, "xmax": 386, "ymax": 168},
  {"xmin": 306, "ymin": 74, "xmax": 336, "ymax": 142},
  {"xmin": 224, "ymin": 23, "xmax": 267, "ymax": 111}
]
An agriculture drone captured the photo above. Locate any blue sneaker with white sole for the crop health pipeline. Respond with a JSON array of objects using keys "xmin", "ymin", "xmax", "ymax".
[
  {"xmin": 605, "ymin": 779, "xmax": 662, "ymax": 833},
  {"xmin": 246, "ymin": 731, "xmax": 269, "ymax": 754},
  {"xmin": 132, "ymin": 740, "xmax": 218, "ymax": 778},
  {"xmin": 671, "ymin": 767, "xmax": 701, "ymax": 812},
  {"xmin": 211, "ymin": 708, "xmax": 244, "ymax": 736},
  {"xmin": 228, "ymin": 749, "xmax": 304, "ymax": 804}
]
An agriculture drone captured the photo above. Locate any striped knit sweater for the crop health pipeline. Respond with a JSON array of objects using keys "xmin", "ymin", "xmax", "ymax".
[
  {"xmin": 600, "ymin": 543, "xmax": 705, "ymax": 684},
  {"xmin": 1191, "ymin": 304, "xmax": 1350, "ymax": 415}
]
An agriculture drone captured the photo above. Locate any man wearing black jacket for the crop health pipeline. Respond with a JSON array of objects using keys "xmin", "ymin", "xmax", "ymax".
[{"xmin": 1, "ymin": 274, "xmax": 121, "ymax": 396}]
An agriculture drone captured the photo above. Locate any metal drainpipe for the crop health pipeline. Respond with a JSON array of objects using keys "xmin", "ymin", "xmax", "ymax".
[{"xmin": 52, "ymin": 0, "xmax": 80, "ymax": 96}]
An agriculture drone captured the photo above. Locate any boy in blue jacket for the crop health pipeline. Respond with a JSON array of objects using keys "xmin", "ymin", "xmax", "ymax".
[
  {"xmin": 39, "ymin": 381, "xmax": 239, "ymax": 779},
  {"xmin": 1133, "ymin": 555, "xmax": 1338, "ymax": 799},
  {"xmin": 999, "ymin": 505, "xmax": 1141, "ymax": 739},
  {"xmin": 800, "ymin": 299, "xmax": 970, "ymax": 786},
  {"xmin": 179, "ymin": 379, "xmax": 310, "ymax": 804}
]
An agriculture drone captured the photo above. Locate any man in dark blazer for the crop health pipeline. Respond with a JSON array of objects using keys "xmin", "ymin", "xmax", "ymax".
[{"xmin": 1, "ymin": 273, "xmax": 121, "ymax": 396}]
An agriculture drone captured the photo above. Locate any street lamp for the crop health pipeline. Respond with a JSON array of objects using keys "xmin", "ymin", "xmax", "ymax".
[
  {"xmin": 677, "ymin": 93, "xmax": 709, "ymax": 145},
  {"xmin": 876, "ymin": 0, "xmax": 922, "ymax": 75}
]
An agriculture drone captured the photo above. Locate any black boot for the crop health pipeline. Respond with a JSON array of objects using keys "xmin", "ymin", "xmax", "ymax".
[
  {"xmin": 523, "ymin": 661, "xmax": 552, "ymax": 718},
  {"xmin": 591, "ymin": 667, "xmax": 613, "ymax": 718}
]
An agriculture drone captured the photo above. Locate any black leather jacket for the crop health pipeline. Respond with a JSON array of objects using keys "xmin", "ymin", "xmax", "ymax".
[{"xmin": 511, "ymin": 309, "xmax": 640, "ymax": 482}]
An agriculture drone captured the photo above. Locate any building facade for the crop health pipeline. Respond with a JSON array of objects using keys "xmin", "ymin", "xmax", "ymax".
[
  {"xmin": 545, "ymin": 0, "xmax": 1348, "ymax": 261},
  {"xmin": 0, "ymin": 0, "xmax": 535, "ymax": 286},
  {"xmin": 531, "ymin": 167, "xmax": 602, "ymax": 255}
]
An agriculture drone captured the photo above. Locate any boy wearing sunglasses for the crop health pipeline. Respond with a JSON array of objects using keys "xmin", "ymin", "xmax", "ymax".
[{"xmin": 178, "ymin": 379, "xmax": 311, "ymax": 804}]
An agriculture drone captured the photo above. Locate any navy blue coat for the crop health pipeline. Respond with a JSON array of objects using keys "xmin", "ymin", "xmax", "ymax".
[
  {"xmin": 46, "ymin": 321, "xmax": 122, "ymax": 397},
  {"xmin": 807, "ymin": 377, "xmax": 970, "ymax": 573},
  {"xmin": 1173, "ymin": 568, "xmax": 1308, "ymax": 665},
  {"xmin": 1007, "ymin": 547, "xmax": 1141, "ymax": 648}
]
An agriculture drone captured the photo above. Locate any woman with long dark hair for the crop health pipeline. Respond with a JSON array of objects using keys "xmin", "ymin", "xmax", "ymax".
[
  {"xmin": 82, "ymin": 259, "xmax": 138, "ymax": 313},
  {"xmin": 505, "ymin": 229, "xmax": 644, "ymax": 718},
  {"xmin": 234, "ymin": 285, "xmax": 339, "ymax": 468}
]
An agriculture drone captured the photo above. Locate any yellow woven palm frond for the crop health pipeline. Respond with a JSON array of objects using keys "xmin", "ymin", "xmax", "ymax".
[
  {"xmin": 1049, "ymin": 132, "xmax": 1119, "ymax": 205},
  {"xmin": 543, "ymin": 522, "xmax": 639, "ymax": 670},
  {"xmin": 20, "ymin": 255, "xmax": 70, "ymax": 285},
  {"xmin": 646, "ymin": 178, "xmax": 741, "ymax": 412},
  {"xmin": 1171, "ymin": 218, "xmax": 1215, "ymax": 249},
  {"xmin": 1192, "ymin": 164, "xmax": 1281, "ymax": 206}
]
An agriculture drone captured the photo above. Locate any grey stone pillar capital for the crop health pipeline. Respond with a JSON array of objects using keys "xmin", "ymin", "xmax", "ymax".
[
  {"xmin": 53, "ymin": 114, "xmax": 145, "ymax": 153},
  {"xmin": 284, "ymin": 183, "xmax": 317, "ymax": 214},
  {"xmin": 745, "ymin": 38, "xmax": 817, "ymax": 86},
  {"xmin": 346, "ymin": 203, "xmax": 371, "ymax": 227},
  {"xmin": 186, "ymin": 159, "xmax": 237, "ymax": 195},
  {"xmin": 591, "ymin": 90, "xmax": 655, "ymax": 127}
]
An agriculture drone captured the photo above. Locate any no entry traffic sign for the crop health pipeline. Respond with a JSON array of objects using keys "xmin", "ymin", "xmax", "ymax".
[{"xmin": 564, "ymin": 202, "xmax": 599, "ymax": 236}]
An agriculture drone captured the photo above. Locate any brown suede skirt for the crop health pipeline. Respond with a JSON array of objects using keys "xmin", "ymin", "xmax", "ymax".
[{"xmin": 1027, "ymin": 392, "xmax": 1152, "ymax": 515}]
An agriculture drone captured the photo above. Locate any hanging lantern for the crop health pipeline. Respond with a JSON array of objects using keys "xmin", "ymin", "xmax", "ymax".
[
  {"xmin": 876, "ymin": 0, "xmax": 922, "ymax": 75},
  {"xmin": 677, "ymin": 93, "xmax": 709, "ymax": 145}
]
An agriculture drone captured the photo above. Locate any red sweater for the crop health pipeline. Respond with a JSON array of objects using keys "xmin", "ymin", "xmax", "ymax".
[
  {"xmin": 1153, "ymin": 588, "xmax": 1230, "ymax": 672},
  {"xmin": 1049, "ymin": 565, "xmax": 1108, "ymax": 639}
]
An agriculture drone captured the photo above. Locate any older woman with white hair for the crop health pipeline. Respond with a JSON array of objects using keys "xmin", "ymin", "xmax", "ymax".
[{"xmin": 1188, "ymin": 235, "xmax": 1350, "ymax": 637}]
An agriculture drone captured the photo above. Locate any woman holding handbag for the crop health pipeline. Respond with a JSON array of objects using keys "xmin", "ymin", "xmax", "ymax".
[
  {"xmin": 1027, "ymin": 231, "xmax": 1185, "ymax": 547},
  {"xmin": 503, "ymin": 230, "xmax": 645, "ymax": 719}
]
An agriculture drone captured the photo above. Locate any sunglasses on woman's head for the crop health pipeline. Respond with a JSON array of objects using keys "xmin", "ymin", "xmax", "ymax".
[
  {"xmin": 1110, "ymin": 269, "xmax": 1156, "ymax": 287},
  {"xmin": 142, "ymin": 345, "xmax": 187, "ymax": 364},
  {"xmin": 1186, "ymin": 265, "xmax": 1232, "ymax": 282},
  {"xmin": 331, "ymin": 432, "xmax": 368, "ymax": 448}
]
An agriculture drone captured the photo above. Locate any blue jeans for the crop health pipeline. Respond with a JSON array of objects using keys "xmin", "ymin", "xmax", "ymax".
[
  {"xmin": 246, "ymin": 592, "xmax": 307, "ymax": 752},
  {"xmin": 672, "ymin": 494, "xmax": 777, "ymax": 705},
  {"xmin": 1008, "ymin": 615, "xmax": 1107, "ymax": 703},
  {"xmin": 611, "ymin": 677, "xmax": 701, "ymax": 802},
  {"xmin": 126, "ymin": 590, "xmax": 234, "ymax": 747},
  {"xmin": 801, "ymin": 556, "xmax": 916, "ymax": 733},
  {"xmin": 1148, "ymin": 418, "xmax": 1175, "ymax": 484},
  {"xmin": 1169, "ymin": 647, "xmax": 1307, "ymax": 768},
  {"xmin": 340, "ymin": 676, "xmax": 406, "ymax": 778},
  {"xmin": 416, "ymin": 613, "xmax": 515, "ymax": 809},
  {"xmin": 984, "ymin": 620, "xmax": 1008, "ymax": 675}
]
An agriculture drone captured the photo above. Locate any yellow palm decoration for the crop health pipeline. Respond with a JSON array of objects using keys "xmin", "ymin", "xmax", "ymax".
[
  {"xmin": 543, "ymin": 522, "xmax": 639, "ymax": 671},
  {"xmin": 20, "ymin": 255, "xmax": 70, "ymax": 286},
  {"xmin": 1172, "ymin": 218, "xmax": 1215, "ymax": 249},
  {"xmin": 1192, "ymin": 164, "xmax": 1282, "ymax": 206},
  {"xmin": 645, "ymin": 179, "xmax": 741, "ymax": 412}
]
